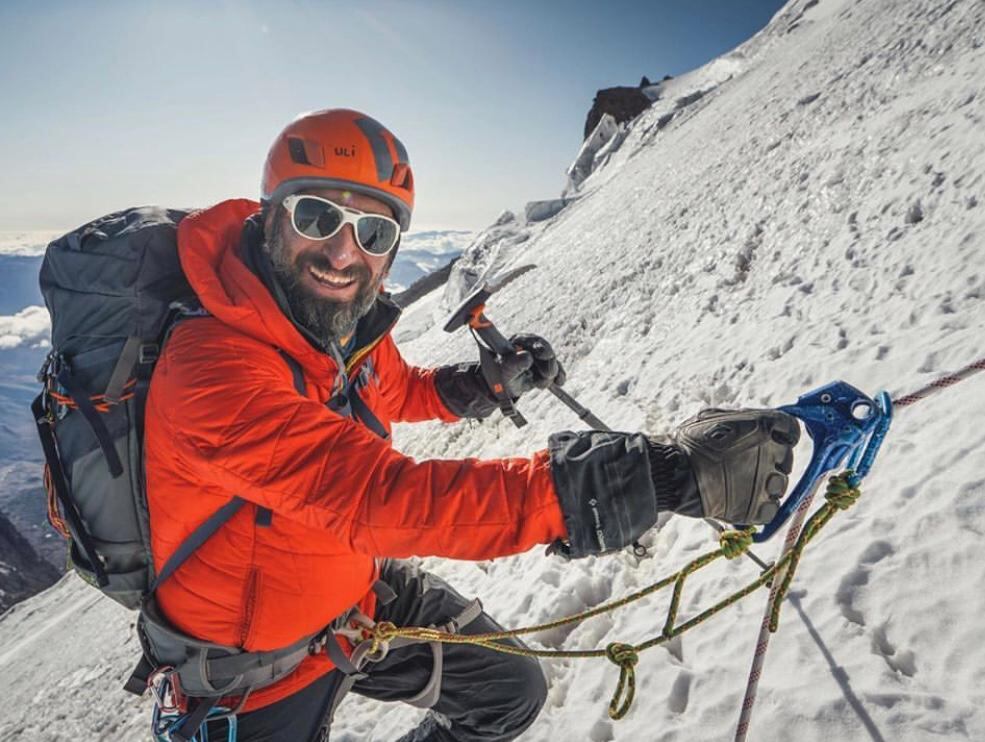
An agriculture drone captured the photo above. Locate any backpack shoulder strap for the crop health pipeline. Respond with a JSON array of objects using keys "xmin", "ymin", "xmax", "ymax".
[{"xmin": 149, "ymin": 497, "xmax": 248, "ymax": 593}]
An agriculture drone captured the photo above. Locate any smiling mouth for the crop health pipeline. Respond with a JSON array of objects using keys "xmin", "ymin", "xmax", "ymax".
[{"xmin": 308, "ymin": 265, "xmax": 357, "ymax": 290}]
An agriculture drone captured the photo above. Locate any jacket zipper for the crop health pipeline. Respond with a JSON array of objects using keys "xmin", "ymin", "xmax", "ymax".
[
  {"xmin": 344, "ymin": 314, "xmax": 398, "ymax": 376},
  {"xmin": 240, "ymin": 567, "xmax": 260, "ymax": 647}
]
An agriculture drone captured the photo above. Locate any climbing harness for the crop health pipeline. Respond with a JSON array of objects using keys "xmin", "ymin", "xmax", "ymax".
[{"xmin": 350, "ymin": 356, "xmax": 984, "ymax": 723}]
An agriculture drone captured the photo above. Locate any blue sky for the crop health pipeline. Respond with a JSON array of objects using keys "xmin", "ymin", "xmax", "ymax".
[{"xmin": 0, "ymin": 0, "xmax": 787, "ymax": 232}]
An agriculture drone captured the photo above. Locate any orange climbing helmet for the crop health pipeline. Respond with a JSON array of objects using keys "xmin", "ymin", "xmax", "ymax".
[{"xmin": 261, "ymin": 108, "xmax": 415, "ymax": 231}]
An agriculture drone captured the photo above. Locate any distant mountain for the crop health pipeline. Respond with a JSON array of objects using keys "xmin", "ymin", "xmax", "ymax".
[
  {"xmin": 0, "ymin": 322, "xmax": 53, "ymax": 572},
  {"xmin": 386, "ymin": 229, "xmax": 474, "ymax": 292},
  {"xmin": 0, "ymin": 507, "xmax": 60, "ymax": 614},
  {"xmin": 0, "ymin": 462, "xmax": 64, "ymax": 570}
]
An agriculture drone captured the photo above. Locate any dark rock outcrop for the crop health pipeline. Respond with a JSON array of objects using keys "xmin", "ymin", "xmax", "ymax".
[
  {"xmin": 584, "ymin": 85, "xmax": 653, "ymax": 139},
  {"xmin": 0, "ymin": 508, "xmax": 61, "ymax": 613}
]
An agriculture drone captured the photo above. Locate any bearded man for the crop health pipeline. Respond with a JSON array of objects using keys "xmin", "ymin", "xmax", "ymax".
[{"xmin": 143, "ymin": 109, "xmax": 799, "ymax": 741}]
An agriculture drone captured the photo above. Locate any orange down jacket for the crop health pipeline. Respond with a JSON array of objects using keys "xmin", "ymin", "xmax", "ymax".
[{"xmin": 144, "ymin": 199, "xmax": 568, "ymax": 711}]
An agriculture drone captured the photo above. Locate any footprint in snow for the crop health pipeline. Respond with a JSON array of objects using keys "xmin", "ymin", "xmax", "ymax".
[
  {"xmin": 588, "ymin": 719, "xmax": 614, "ymax": 742},
  {"xmin": 835, "ymin": 540, "xmax": 895, "ymax": 625},
  {"xmin": 667, "ymin": 670, "xmax": 692, "ymax": 714},
  {"xmin": 871, "ymin": 622, "xmax": 917, "ymax": 677}
]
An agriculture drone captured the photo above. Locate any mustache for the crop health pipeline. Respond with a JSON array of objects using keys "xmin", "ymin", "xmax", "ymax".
[{"xmin": 298, "ymin": 251, "xmax": 371, "ymax": 283}]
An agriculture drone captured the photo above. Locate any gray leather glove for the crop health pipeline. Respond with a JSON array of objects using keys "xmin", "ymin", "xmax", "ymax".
[
  {"xmin": 650, "ymin": 408, "xmax": 800, "ymax": 524},
  {"xmin": 434, "ymin": 334, "xmax": 565, "ymax": 419}
]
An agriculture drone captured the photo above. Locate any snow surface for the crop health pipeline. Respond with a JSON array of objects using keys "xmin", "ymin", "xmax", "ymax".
[{"xmin": 2, "ymin": 0, "xmax": 985, "ymax": 739}]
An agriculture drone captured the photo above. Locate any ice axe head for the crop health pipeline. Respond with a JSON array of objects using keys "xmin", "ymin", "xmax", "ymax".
[
  {"xmin": 442, "ymin": 283, "xmax": 494, "ymax": 334},
  {"xmin": 442, "ymin": 265, "xmax": 536, "ymax": 354}
]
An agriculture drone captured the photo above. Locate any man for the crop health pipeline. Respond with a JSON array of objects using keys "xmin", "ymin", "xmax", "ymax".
[{"xmin": 145, "ymin": 108, "xmax": 799, "ymax": 741}]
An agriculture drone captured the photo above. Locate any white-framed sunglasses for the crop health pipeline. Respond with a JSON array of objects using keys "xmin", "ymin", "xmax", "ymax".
[{"xmin": 282, "ymin": 194, "xmax": 401, "ymax": 256}]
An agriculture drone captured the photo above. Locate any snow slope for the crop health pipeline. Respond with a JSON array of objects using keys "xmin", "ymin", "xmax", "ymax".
[{"xmin": 2, "ymin": 0, "xmax": 985, "ymax": 740}]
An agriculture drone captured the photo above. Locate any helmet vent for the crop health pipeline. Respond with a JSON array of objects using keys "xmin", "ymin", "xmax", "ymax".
[
  {"xmin": 391, "ymin": 163, "xmax": 413, "ymax": 190},
  {"xmin": 287, "ymin": 137, "xmax": 324, "ymax": 167}
]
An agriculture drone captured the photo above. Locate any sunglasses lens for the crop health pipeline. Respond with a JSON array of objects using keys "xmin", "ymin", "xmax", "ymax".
[
  {"xmin": 355, "ymin": 216, "xmax": 400, "ymax": 255},
  {"xmin": 293, "ymin": 197, "xmax": 343, "ymax": 239}
]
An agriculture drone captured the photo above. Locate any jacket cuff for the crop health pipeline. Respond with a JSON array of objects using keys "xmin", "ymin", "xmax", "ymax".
[
  {"xmin": 547, "ymin": 430, "xmax": 657, "ymax": 558},
  {"xmin": 434, "ymin": 363, "xmax": 498, "ymax": 420}
]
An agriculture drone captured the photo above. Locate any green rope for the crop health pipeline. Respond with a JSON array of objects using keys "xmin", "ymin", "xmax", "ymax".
[
  {"xmin": 365, "ymin": 474, "xmax": 861, "ymax": 719},
  {"xmin": 768, "ymin": 472, "xmax": 861, "ymax": 631}
]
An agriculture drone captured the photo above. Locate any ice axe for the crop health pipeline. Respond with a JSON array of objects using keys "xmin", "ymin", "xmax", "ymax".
[{"xmin": 443, "ymin": 265, "xmax": 608, "ymax": 430}]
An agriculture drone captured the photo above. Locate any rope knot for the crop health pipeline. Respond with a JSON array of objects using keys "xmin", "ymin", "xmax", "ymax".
[
  {"xmin": 605, "ymin": 642, "xmax": 638, "ymax": 668},
  {"xmin": 825, "ymin": 473, "xmax": 861, "ymax": 510},
  {"xmin": 605, "ymin": 642, "xmax": 639, "ymax": 720},
  {"xmin": 719, "ymin": 528, "xmax": 755, "ymax": 560},
  {"xmin": 368, "ymin": 621, "xmax": 399, "ymax": 658}
]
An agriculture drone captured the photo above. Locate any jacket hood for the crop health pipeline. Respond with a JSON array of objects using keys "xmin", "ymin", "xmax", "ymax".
[{"xmin": 177, "ymin": 199, "xmax": 337, "ymax": 378}]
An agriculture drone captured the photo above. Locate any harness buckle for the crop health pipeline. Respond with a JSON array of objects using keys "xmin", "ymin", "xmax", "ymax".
[{"xmin": 148, "ymin": 666, "xmax": 183, "ymax": 715}]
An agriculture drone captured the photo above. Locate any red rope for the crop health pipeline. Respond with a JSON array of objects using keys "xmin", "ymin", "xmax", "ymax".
[{"xmin": 892, "ymin": 357, "xmax": 985, "ymax": 408}]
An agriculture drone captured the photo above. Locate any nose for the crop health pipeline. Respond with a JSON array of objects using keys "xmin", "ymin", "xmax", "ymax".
[{"xmin": 321, "ymin": 224, "xmax": 362, "ymax": 269}]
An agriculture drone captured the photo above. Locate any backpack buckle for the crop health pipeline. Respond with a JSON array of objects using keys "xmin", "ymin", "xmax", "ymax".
[{"xmin": 139, "ymin": 343, "xmax": 160, "ymax": 364}]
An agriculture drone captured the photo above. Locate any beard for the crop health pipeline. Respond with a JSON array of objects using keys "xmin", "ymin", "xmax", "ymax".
[{"xmin": 266, "ymin": 219, "xmax": 384, "ymax": 346}]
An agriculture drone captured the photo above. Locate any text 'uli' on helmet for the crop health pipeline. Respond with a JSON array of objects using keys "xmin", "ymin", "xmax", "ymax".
[{"xmin": 261, "ymin": 108, "xmax": 414, "ymax": 231}]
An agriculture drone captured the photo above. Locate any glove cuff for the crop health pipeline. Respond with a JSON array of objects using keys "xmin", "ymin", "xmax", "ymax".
[
  {"xmin": 548, "ymin": 430, "xmax": 657, "ymax": 558},
  {"xmin": 434, "ymin": 363, "xmax": 499, "ymax": 419}
]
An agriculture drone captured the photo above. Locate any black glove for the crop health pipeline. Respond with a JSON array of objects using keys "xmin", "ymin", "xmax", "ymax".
[
  {"xmin": 651, "ymin": 408, "xmax": 800, "ymax": 524},
  {"xmin": 434, "ymin": 334, "xmax": 565, "ymax": 419},
  {"xmin": 500, "ymin": 334, "xmax": 567, "ymax": 396},
  {"xmin": 546, "ymin": 409, "xmax": 799, "ymax": 559}
]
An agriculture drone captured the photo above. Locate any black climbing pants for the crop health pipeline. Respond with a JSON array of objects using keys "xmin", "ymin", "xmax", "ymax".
[{"xmin": 205, "ymin": 560, "xmax": 548, "ymax": 741}]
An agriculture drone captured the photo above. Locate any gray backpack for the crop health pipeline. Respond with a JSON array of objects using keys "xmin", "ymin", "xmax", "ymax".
[{"xmin": 36, "ymin": 205, "xmax": 202, "ymax": 608}]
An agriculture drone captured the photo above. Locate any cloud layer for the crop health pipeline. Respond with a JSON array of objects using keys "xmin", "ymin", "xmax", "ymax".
[{"xmin": 0, "ymin": 306, "xmax": 50, "ymax": 349}]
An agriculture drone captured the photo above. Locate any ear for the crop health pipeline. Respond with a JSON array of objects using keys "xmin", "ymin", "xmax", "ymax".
[
  {"xmin": 262, "ymin": 204, "xmax": 276, "ymax": 237},
  {"xmin": 383, "ymin": 241, "xmax": 399, "ymax": 275}
]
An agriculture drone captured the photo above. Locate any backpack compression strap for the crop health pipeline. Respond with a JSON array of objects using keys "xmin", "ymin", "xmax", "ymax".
[
  {"xmin": 32, "ymin": 392, "xmax": 110, "ymax": 588},
  {"xmin": 54, "ymin": 367, "xmax": 124, "ymax": 477},
  {"xmin": 148, "ymin": 496, "xmax": 249, "ymax": 593}
]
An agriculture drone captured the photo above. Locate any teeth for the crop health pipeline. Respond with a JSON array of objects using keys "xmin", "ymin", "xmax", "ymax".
[{"xmin": 310, "ymin": 266, "xmax": 354, "ymax": 287}]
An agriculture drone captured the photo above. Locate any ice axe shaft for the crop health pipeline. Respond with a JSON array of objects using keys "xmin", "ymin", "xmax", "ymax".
[{"xmin": 466, "ymin": 305, "xmax": 609, "ymax": 431}]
